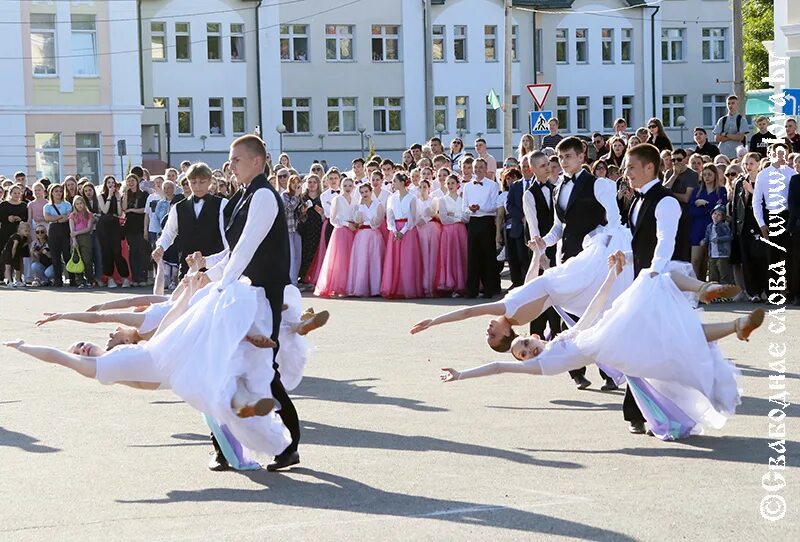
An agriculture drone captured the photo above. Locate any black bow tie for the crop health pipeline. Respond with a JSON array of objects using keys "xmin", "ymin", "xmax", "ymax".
[
  {"xmin": 562, "ymin": 176, "xmax": 574, "ymax": 184},
  {"xmin": 192, "ymin": 194, "xmax": 209, "ymax": 204},
  {"xmin": 633, "ymin": 191, "xmax": 644, "ymax": 201},
  {"xmin": 545, "ymin": 181, "xmax": 555, "ymax": 190},
  {"xmin": 331, "ymin": 190, "xmax": 340, "ymax": 194},
  {"xmin": 474, "ymin": 181, "xmax": 483, "ymax": 186}
]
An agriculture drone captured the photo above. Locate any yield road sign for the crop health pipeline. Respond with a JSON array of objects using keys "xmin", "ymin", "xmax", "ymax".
[{"xmin": 526, "ymin": 84, "xmax": 552, "ymax": 109}]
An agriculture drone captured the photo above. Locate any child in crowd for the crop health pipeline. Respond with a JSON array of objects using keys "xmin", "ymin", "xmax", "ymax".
[
  {"xmin": 2, "ymin": 222, "xmax": 30, "ymax": 287},
  {"xmin": 701, "ymin": 205, "xmax": 734, "ymax": 292},
  {"xmin": 30, "ymin": 225, "xmax": 54, "ymax": 286}
]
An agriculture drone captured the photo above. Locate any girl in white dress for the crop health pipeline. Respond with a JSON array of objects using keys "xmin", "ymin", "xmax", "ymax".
[
  {"xmin": 347, "ymin": 183, "xmax": 385, "ymax": 297},
  {"xmin": 416, "ymin": 180, "xmax": 442, "ymax": 297},
  {"xmin": 369, "ymin": 170, "xmax": 391, "ymax": 244}
]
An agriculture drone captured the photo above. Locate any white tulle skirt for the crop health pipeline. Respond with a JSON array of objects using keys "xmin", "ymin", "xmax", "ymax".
[{"xmin": 275, "ymin": 284, "xmax": 309, "ymax": 391}]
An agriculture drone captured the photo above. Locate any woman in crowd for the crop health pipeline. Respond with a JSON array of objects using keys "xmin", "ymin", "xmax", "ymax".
[
  {"xmin": 27, "ymin": 181, "xmax": 48, "ymax": 233},
  {"xmin": 714, "ymin": 154, "xmax": 732, "ymax": 168},
  {"xmin": 730, "ymin": 152, "xmax": 768, "ymax": 302},
  {"xmin": 63, "ymin": 176, "xmax": 79, "ymax": 205},
  {"xmin": 449, "ymin": 138, "xmax": 465, "ymax": 173},
  {"xmin": 29, "ymin": 224, "xmax": 54, "ymax": 286},
  {"xmin": 602, "ymin": 136, "xmax": 627, "ymax": 169},
  {"xmin": 298, "ymin": 174, "xmax": 323, "ymax": 288},
  {"xmin": 402, "ymin": 150, "xmax": 416, "ymax": 171},
  {"xmin": 591, "ymin": 160, "xmax": 609, "ymax": 179},
  {"xmin": 43, "ymin": 184, "xmax": 72, "ymax": 287},
  {"xmin": 416, "ymin": 179, "xmax": 442, "ymax": 297},
  {"xmin": 0, "ymin": 185, "xmax": 28, "ymax": 262},
  {"xmin": 346, "ymin": 183, "xmax": 385, "ymax": 297},
  {"xmin": 645, "ymin": 118, "xmax": 673, "ymax": 152},
  {"xmin": 69, "ymin": 195, "xmax": 96, "ymax": 288},
  {"xmin": 97, "ymin": 175, "xmax": 130, "ymax": 288},
  {"xmin": 81, "ymin": 182, "xmax": 102, "ymax": 287},
  {"xmin": 2, "ymin": 221, "xmax": 29, "ymax": 287},
  {"xmin": 315, "ymin": 177, "xmax": 358, "ymax": 298},
  {"xmin": 278, "ymin": 153, "xmax": 292, "ymax": 170},
  {"xmin": 627, "ymin": 136, "xmax": 642, "ymax": 150},
  {"xmin": 121, "ymin": 173, "xmax": 148, "ymax": 286},
  {"xmin": 689, "ymin": 164, "xmax": 728, "ymax": 280},
  {"xmin": 434, "ymin": 174, "xmax": 468, "ymax": 297},
  {"xmin": 690, "ymin": 153, "xmax": 705, "ymax": 177},
  {"xmin": 282, "ymin": 174, "xmax": 303, "ymax": 286},
  {"xmin": 517, "ymin": 134, "xmax": 535, "ymax": 162},
  {"xmin": 381, "ymin": 172, "xmax": 423, "ymax": 299}
]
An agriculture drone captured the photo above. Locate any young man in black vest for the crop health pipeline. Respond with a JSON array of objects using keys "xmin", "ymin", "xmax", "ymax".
[
  {"xmin": 204, "ymin": 134, "xmax": 300, "ymax": 471},
  {"xmin": 152, "ymin": 163, "xmax": 227, "ymax": 277},
  {"xmin": 530, "ymin": 137, "xmax": 620, "ymax": 391},
  {"xmin": 622, "ymin": 143, "xmax": 691, "ymax": 433}
]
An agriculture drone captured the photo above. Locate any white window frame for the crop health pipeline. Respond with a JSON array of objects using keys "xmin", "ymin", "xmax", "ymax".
[
  {"xmin": 373, "ymin": 97, "xmax": 403, "ymax": 133},
  {"xmin": 512, "ymin": 95, "xmax": 520, "ymax": 132},
  {"xmin": 555, "ymin": 28, "xmax": 568, "ymax": 64},
  {"xmin": 575, "ymin": 29, "xmax": 588, "ymax": 64},
  {"xmin": 602, "ymin": 28, "xmax": 614, "ymax": 64},
  {"xmin": 622, "ymin": 95, "xmax": 634, "ymax": 127},
  {"xmin": 325, "ymin": 24, "xmax": 354, "ymax": 61},
  {"xmin": 31, "ymin": 13, "xmax": 57, "ymax": 76},
  {"xmin": 454, "ymin": 25, "xmax": 467, "ymax": 62},
  {"xmin": 209, "ymin": 97, "xmax": 224, "ymax": 136},
  {"xmin": 177, "ymin": 97, "xmax": 193, "ymax": 136},
  {"xmin": 282, "ymin": 98, "xmax": 311, "ymax": 134},
  {"xmin": 432, "ymin": 25, "xmax": 445, "ymax": 61},
  {"xmin": 175, "ymin": 22, "xmax": 191, "ymax": 61},
  {"xmin": 662, "ymin": 28, "xmax": 685, "ymax": 63},
  {"xmin": 71, "ymin": 14, "xmax": 98, "ymax": 77},
  {"xmin": 486, "ymin": 95, "xmax": 499, "ymax": 132},
  {"xmin": 372, "ymin": 25, "xmax": 400, "ymax": 62},
  {"xmin": 484, "ymin": 25, "xmax": 497, "ymax": 62},
  {"xmin": 230, "ymin": 23, "xmax": 245, "ymax": 61},
  {"xmin": 703, "ymin": 94, "xmax": 728, "ymax": 127},
  {"xmin": 576, "ymin": 96, "xmax": 589, "ymax": 132},
  {"xmin": 455, "ymin": 95, "xmax": 469, "ymax": 131},
  {"xmin": 150, "ymin": 21, "xmax": 166, "ymax": 62},
  {"xmin": 535, "ymin": 28, "xmax": 543, "ymax": 73},
  {"xmin": 603, "ymin": 96, "xmax": 615, "ymax": 130},
  {"xmin": 621, "ymin": 28, "xmax": 633, "ymax": 63},
  {"xmin": 206, "ymin": 22, "xmax": 222, "ymax": 61},
  {"xmin": 557, "ymin": 96, "xmax": 569, "ymax": 132},
  {"xmin": 662, "ymin": 95, "xmax": 686, "ymax": 128},
  {"xmin": 434, "ymin": 96, "xmax": 448, "ymax": 132},
  {"xmin": 232, "ymin": 97, "xmax": 246, "ymax": 135},
  {"xmin": 280, "ymin": 24, "xmax": 308, "ymax": 62},
  {"xmin": 511, "ymin": 25, "xmax": 519, "ymax": 62},
  {"xmin": 75, "ymin": 132, "xmax": 101, "ymax": 182},
  {"xmin": 35, "ymin": 132, "xmax": 61, "ymax": 180},
  {"xmin": 327, "ymin": 97, "xmax": 357, "ymax": 134},
  {"xmin": 702, "ymin": 27, "xmax": 727, "ymax": 62}
]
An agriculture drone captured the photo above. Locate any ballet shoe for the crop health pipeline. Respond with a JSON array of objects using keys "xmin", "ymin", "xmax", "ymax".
[
  {"xmin": 245, "ymin": 334, "xmax": 277, "ymax": 349},
  {"xmin": 234, "ymin": 397, "xmax": 275, "ymax": 419},
  {"xmin": 735, "ymin": 308, "xmax": 765, "ymax": 342},
  {"xmin": 697, "ymin": 282, "xmax": 741, "ymax": 304},
  {"xmin": 297, "ymin": 310, "xmax": 329, "ymax": 336},
  {"xmin": 300, "ymin": 307, "xmax": 315, "ymax": 322}
]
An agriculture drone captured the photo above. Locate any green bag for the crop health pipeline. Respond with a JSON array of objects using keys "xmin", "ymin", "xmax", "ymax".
[{"xmin": 65, "ymin": 247, "xmax": 85, "ymax": 274}]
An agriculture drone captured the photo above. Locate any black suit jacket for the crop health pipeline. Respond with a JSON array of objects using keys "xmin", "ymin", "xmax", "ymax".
[{"xmin": 506, "ymin": 179, "xmax": 527, "ymax": 239}]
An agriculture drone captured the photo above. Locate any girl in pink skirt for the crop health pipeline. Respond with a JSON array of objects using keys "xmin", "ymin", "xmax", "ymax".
[
  {"xmin": 416, "ymin": 180, "xmax": 442, "ymax": 297},
  {"xmin": 370, "ymin": 170, "xmax": 391, "ymax": 244},
  {"xmin": 314, "ymin": 178, "xmax": 357, "ymax": 298},
  {"xmin": 434, "ymin": 174, "xmax": 468, "ymax": 297},
  {"xmin": 381, "ymin": 172, "xmax": 423, "ymax": 299},
  {"xmin": 346, "ymin": 183, "xmax": 385, "ymax": 297}
]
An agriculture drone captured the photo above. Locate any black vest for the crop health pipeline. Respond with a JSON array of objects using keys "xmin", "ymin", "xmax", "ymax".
[
  {"xmin": 628, "ymin": 183, "xmax": 691, "ymax": 275},
  {"xmin": 527, "ymin": 181, "xmax": 554, "ymax": 240},
  {"xmin": 223, "ymin": 174, "xmax": 290, "ymax": 289},
  {"xmin": 175, "ymin": 195, "xmax": 225, "ymax": 259},
  {"xmin": 553, "ymin": 171, "xmax": 607, "ymax": 262}
]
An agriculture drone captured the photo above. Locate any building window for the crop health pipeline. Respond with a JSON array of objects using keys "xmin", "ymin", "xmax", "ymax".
[
  {"xmin": 432, "ymin": 25, "xmax": 445, "ymax": 61},
  {"xmin": 484, "ymin": 25, "xmax": 497, "ymax": 62},
  {"xmin": 577, "ymin": 97, "xmax": 589, "ymax": 131},
  {"xmin": 282, "ymin": 98, "xmax": 310, "ymax": 134},
  {"xmin": 35, "ymin": 133, "xmax": 61, "ymax": 180},
  {"xmin": 230, "ymin": 23, "xmax": 245, "ymax": 61},
  {"xmin": 662, "ymin": 95, "xmax": 686, "ymax": 127},
  {"xmin": 150, "ymin": 22, "xmax": 166, "ymax": 61},
  {"xmin": 434, "ymin": 96, "xmax": 448, "ymax": 131},
  {"xmin": 661, "ymin": 28, "xmax": 685, "ymax": 62},
  {"xmin": 372, "ymin": 25, "xmax": 400, "ymax": 61},
  {"xmin": 455, "ymin": 96, "xmax": 469, "ymax": 131},
  {"xmin": 373, "ymin": 97, "xmax": 402, "ymax": 133},
  {"xmin": 232, "ymin": 97, "xmax": 246, "ymax": 134},
  {"xmin": 153, "ymin": 97, "xmax": 168, "ymax": 109},
  {"xmin": 280, "ymin": 24, "xmax": 308, "ymax": 61},
  {"xmin": 207, "ymin": 23, "xmax": 221, "ymax": 61},
  {"xmin": 703, "ymin": 94, "xmax": 728, "ymax": 127},
  {"xmin": 621, "ymin": 28, "xmax": 633, "ymax": 63},
  {"xmin": 327, "ymin": 97, "xmax": 357, "ymax": 133},
  {"xmin": 76, "ymin": 133, "xmax": 101, "ymax": 182},
  {"xmin": 555, "ymin": 28, "xmax": 567, "ymax": 63},
  {"xmin": 602, "ymin": 28, "xmax": 614, "ymax": 63},
  {"xmin": 454, "ymin": 25, "xmax": 467, "ymax": 61},
  {"xmin": 557, "ymin": 97, "xmax": 569, "ymax": 132},
  {"xmin": 575, "ymin": 29, "xmax": 588, "ymax": 64},
  {"xmin": 512, "ymin": 95, "xmax": 520, "ymax": 131},
  {"xmin": 535, "ymin": 28, "xmax": 543, "ymax": 73},
  {"xmin": 177, "ymin": 98, "xmax": 192, "ymax": 135},
  {"xmin": 325, "ymin": 25, "xmax": 353, "ymax": 61},
  {"xmin": 71, "ymin": 14, "xmax": 97, "ymax": 76},
  {"xmin": 31, "ymin": 13, "xmax": 56, "ymax": 75},
  {"xmin": 603, "ymin": 96, "xmax": 615, "ymax": 130},
  {"xmin": 486, "ymin": 96, "xmax": 498, "ymax": 132},
  {"xmin": 175, "ymin": 22, "xmax": 190, "ymax": 61},
  {"xmin": 209, "ymin": 98, "xmax": 223, "ymax": 135},
  {"xmin": 702, "ymin": 28, "xmax": 727, "ymax": 61},
  {"xmin": 622, "ymin": 95, "xmax": 633, "ymax": 127},
  {"xmin": 511, "ymin": 25, "xmax": 519, "ymax": 61}
]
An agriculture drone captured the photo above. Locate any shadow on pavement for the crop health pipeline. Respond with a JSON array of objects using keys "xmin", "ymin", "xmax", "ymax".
[
  {"xmin": 487, "ymin": 398, "xmax": 623, "ymax": 412},
  {"xmin": 118, "ymin": 468, "xmax": 634, "ymax": 541},
  {"xmin": 129, "ymin": 433, "xmax": 210, "ymax": 449},
  {"xmin": 0, "ymin": 426, "xmax": 60, "ymax": 453},
  {"xmin": 294, "ymin": 376, "xmax": 448, "ymax": 413}
]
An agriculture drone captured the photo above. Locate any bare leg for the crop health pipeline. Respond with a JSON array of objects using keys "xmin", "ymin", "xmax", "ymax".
[
  {"xmin": 702, "ymin": 308, "xmax": 765, "ymax": 342},
  {"xmin": 669, "ymin": 271, "xmax": 740, "ymax": 302},
  {"xmin": 153, "ymin": 260, "xmax": 165, "ymax": 296},
  {"xmin": 4, "ymin": 341, "xmax": 97, "ymax": 378}
]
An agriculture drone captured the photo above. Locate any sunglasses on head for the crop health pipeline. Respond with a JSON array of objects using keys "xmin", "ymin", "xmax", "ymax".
[
  {"xmin": 671, "ymin": 157, "xmax": 683, "ymax": 162},
  {"xmin": 725, "ymin": 172, "xmax": 737, "ymax": 177}
]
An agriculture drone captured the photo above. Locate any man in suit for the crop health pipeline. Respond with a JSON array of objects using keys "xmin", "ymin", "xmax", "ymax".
[
  {"xmin": 504, "ymin": 156, "xmax": 532, "ymax": 288},
  {"xmin": 530, "ymin": 137, "xmax": 620, "ymax": 391},
  {"xmin": 623, "ymin": 143, "xmax": 691, "ymax": 433}
]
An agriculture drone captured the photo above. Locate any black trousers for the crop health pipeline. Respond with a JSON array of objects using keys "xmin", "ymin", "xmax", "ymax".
[
  {"xmin": 738, "ymin": 233, "xmax": 768, "ymax": 296},
  {"xmin": 623, "ymin": 386, "xmax": 646, "ymax": 424},
  {"xmin": 325, "ymin": 221, "xmax": 334, "ymax": 246},
  {"xmin": 97, "ymin": 217, "xmax": 130, "ymax": 278},
  {"xmin": 125, "ymin": 231, "xmax": 149, "ymax": 283},
  {"xmin": 466, "ymin": 216, "xmax": 500, "ymax": 297},
  {"xmin": 790, "ymin": 231, "xmax": 800, "ymax": 301},
  {"xmin": 48, "ymin": 222, "xmax": 72, "ymax": 286},
  {"xmin": 506, "ymin": 233, "xmax": 530, "ymax": 288}
]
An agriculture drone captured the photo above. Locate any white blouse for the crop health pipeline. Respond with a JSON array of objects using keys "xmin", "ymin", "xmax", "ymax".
[
  {"xmin": 356, "ymin": 199, "xmax": 384, "ymax": 229},
  {"xmin": 372, "ymin": 188, "xmax": 390, "ymax": 208},
  {"xmin": 387, "ymin": 191, "xmax": 418, "ymax": 234},
  {"xmin": 329, "ymin": 193, "xmax": 358, "ymax": 227},
  {"xmin": 416, "ymin": 196, "xmax": 437, "ymax": 224},
  {"xmin": 435, "ymin": 193, "xmax": 468, "ymax": 225}
]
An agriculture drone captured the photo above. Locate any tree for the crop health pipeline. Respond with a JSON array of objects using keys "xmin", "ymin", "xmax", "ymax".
[{"xmin": 743, "ymin": 0, "xmax": 774, "ymax": 90}]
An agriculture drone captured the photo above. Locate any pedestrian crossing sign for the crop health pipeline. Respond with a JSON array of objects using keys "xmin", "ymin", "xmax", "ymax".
[{"xmin": 530, "ymin": 111, "xmax": 553, "ymax": 135}]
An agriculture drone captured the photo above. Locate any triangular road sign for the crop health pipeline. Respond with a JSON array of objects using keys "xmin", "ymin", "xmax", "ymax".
[{"xmin": 526, "ymin": 84, "xmax": 552, "ymax": 109}]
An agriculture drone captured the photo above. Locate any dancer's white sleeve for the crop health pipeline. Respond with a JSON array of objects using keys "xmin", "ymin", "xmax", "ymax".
[
  {"xmin": 542, "ymin": 212, "xmax": 563, "ymax": 247},
  {"xmin": 522, "ymin": 190, "xmax": 540, "ymax": 237},
  {"xmin": 203, "ymin": 248, "xmax": 230, "ymax": 281},
  {"xmin": 652, "ymin": 196, "xmax": 681, "ymax": 273},
  {"xmin": 595, "ymin": 177, "xmax": 622, "ymax": 229},
  {"xmin": 752, "ymin": 168, "xmax": 768, "ymax": 228},
  {"xmin": 217, "ymin": 189, "xmax": 278, "ymax": 289},
  {"xmin": 157, "ymin": 205, "xmax": 179, "ymax": 251}
]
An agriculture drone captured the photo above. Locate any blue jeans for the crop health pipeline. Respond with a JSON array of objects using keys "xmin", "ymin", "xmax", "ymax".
[{"xmin": 31, "ymin": 262, "xmax": 55, "ymax": 281}]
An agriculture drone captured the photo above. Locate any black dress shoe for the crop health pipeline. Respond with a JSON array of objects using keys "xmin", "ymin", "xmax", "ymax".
[
  {"xmin": 600, "ymin": 378, "xmax": 619, "ymax": 391},
  {"xmin": 266, "ymin": 450, "xmax": 300, "ymax": 472},
  {"xmin": 628, "ymin": 422, "xmax": 646, "ymax": 434},
  {"xmin": 208, "ymin": 451, "xmax": 230, "ymax": 471},
  {"xmin": 479, "ymin": 293, "xmax": 494, "ymax": 299},
  {"xmin": 573, "ymin": 375, "xmax": 592, "ymax": 390}
]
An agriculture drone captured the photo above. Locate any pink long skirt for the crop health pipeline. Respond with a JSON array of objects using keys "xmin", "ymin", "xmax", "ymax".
[
  {"xmin": 314, "ymin": 226, "xmax": 354, "ymax": 297},
  {"xmin": 434, "ymin": 223, "xmax": 468, "ymax": 294},
  {"xmin": 417, "ymin": 220, "xmax": 442, "ymax": 297},
  {"xmin": 303, "ymin": 219, "xmax": 328, "ymax": 285},
  {"xmin": 346, "ymin": 227, "xmax": 385, "ymax": 297},
  {"xmin": 380, "ymin": 225, "xmax": 423, "ymax": 299}
]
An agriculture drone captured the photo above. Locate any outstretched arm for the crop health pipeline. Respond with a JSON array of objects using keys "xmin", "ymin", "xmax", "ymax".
[
  {"xmin": 153, "ymin": 274, "xmax": 207, "ymax": 336},
  {"xmin": 441, "ymin": 360, "xmax": 542, "ymax": 382},
  {"xmin": 3, "ymin": 341, "xmax": 97, "ymax": 379},
  {"xmin": 36, "ymin": 311, "xmax": 145, "ymax": 328},
  {"xmin": 86, "ymin": 295, "xmax": 168, "ymax": 312},
  {"xmin": 577, "ymin": 253, "xmax": 624, "ymax": 332},
  {"xmin": 410, "ymin": 302, "xmax": 505, "ymax": 334}
]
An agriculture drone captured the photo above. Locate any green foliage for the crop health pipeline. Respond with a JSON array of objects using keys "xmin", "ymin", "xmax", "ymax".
[{"xmin": 743, "ymin": 0, "xmax": 774, "ymax": 90}]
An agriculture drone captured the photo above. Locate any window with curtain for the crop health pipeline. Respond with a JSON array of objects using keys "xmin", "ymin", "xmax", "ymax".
[{"xmin": 72, "ymin": 14, "xmax": 97, "ymax": 76}]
